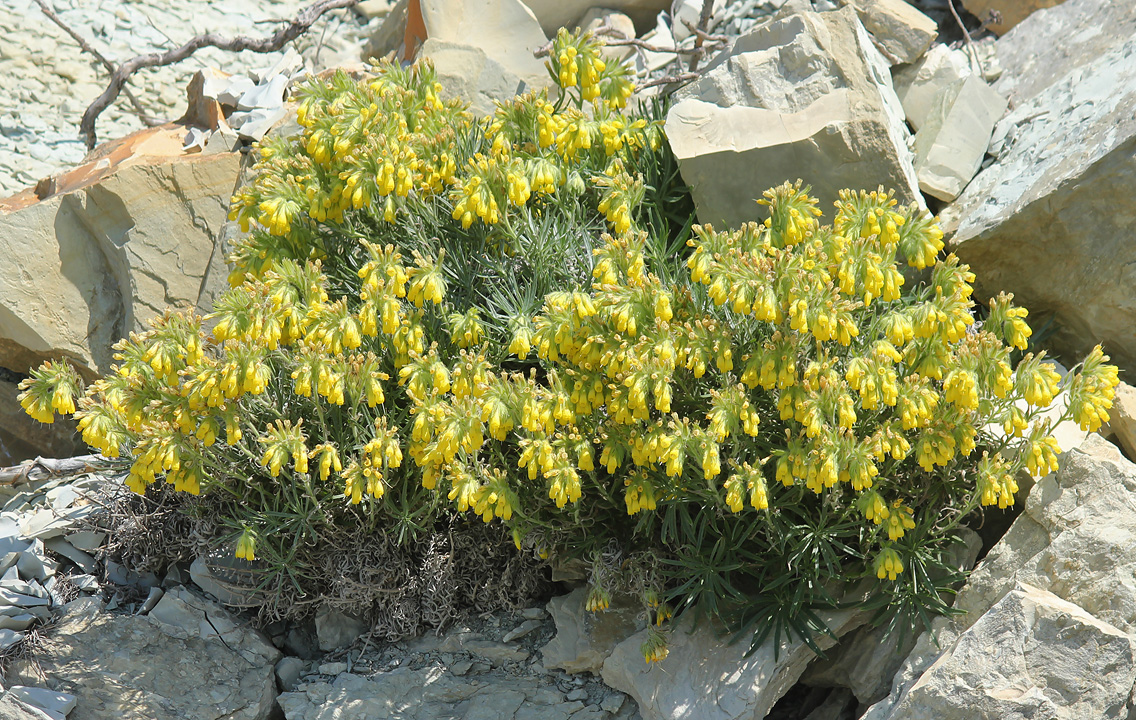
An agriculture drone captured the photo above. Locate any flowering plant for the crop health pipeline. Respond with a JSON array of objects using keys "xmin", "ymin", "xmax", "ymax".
[{"xmin": 18, "ymin": 31, "xmax": 1120, "ymax": 660}]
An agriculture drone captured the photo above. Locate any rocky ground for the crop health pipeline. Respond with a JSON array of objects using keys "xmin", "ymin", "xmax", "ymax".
[
  {"xmin": 0, "ymin": 0, "xmax": 375, "ymax": 196},
  {"xmin": 4, "ymin": 0, "xmax": 1136, "ymax": 718}
]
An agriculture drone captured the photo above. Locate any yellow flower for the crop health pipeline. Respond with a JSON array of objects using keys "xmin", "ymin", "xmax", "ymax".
[
  {"xmin": 874, "ymin": 547, "xmax": 904, "ymax": 580},
  {"xmin": 235, "ymin": 528, "xmax": 257, "ymax": 561}
]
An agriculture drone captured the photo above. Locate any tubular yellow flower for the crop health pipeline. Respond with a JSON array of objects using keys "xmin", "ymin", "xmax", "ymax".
[{"xmin": 874, "ymin": 547, "xmax": 904, "ymax": 580}]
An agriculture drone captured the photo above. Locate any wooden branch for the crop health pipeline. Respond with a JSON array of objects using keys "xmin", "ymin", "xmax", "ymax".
[
  {"xmin": 32, "ymin": 0, "xmax": 163, "ymax": 128},
  {"xmin": 637, "ymin": 72, "xmax": 701, "ymax": 90},
  {"xmin": 602, "ymin": 36, "xmax": 725, "ymax": 56},
  {"xmin": 79, "ymin": 0, "xmax": 359, "ymax": 149},
  {"xmin": 688, "ymin": 0, "xmax": 717, "ymax": 73}
]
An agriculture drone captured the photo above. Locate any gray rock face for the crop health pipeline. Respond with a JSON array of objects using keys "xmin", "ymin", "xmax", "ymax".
[
  {"xmin": 541, "ymin": 587, "xmax": 644, "ymax": 674},
  {"xmin": 991, "ymin": 0, "xmax": 1136, "ymax": 105},
  {"xmin": 881, "ymin": 583, "xmax": 1136, "ymax": 720},
  {"xmin": 892, "ymin": 44, "xmax": 973, "ymax": 131},
  {"xmin": 0, "ymin": 147, "xmax": 240, "ymax": 375},
  {"xmin": 846, "ymin": 0, "xmax": 938, "ymax": 64},
  {"xmin": 601, "ymin": 607, "xmax": 864, "ymax": 720},
  {"xmin": 279, "ymin": 668, "xmax": 611, "ymax": 720},
  {"xmin": 32, "ymin": 596, "xmax": 278, "ymax": 720},
  {"xmin": 1112, "ymin": 381, "xmax": 1136, "ymax": 461},
  {"xmin": 665, "ymin": 5, "xmax": 920, "ymax": 229},
  {"xmin": 864, "ymin": 435, "xmax": 1136, "ymax": 719},
  {"xmin": 912, "ymin": 74, "xmax": 1006, "ymax": 201},
  {"xmin": 943, "ymin": 14, "xmax": 1136, "ymax": 373}
]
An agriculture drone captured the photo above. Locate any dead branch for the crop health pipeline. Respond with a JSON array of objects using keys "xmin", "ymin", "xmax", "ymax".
[
  {"xmin": 637, "ymin": 72, "xmax": 701, "ymax": 90},
  {"xmin": 79, "ymin": 0, "xmax": 359, "ymax": 150},
  {"xmin": 688, "ymin": 0, "xmax": 717, "ymax": 73},
  {"xmin": 948, "ymin": 0, "xmax": 984, "ymax": 77},
  {"xmin": 31, "ymin": 0, "xmax": 163, "ymax": 128},
  {"xmin": 602, "ymin": 36, "xmax": 726, "ymax": 56}
]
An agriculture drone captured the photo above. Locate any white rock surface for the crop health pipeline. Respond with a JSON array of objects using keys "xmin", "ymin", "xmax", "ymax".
[
  {"xmin": 913, "ymin": 74, "xmax": 1006, "ymax": 202},
  {"xmin": 845, "ymin": 0, "xmax": 938, "ymax": 64},
  {"xmin": 879, "ymin": 583, "xmax": 1136, "ymax": 720},
  {"xmin": 33, "ymin": 596, "xmax": 279, "ymax": 720},
  {"xmin": 943, "ymin": 25, "xmax": 1136, "ymax": 373},
  {"xmin": 865, "ymin": 435, "xmax": 1136, "ymax": 719},
  {"xmin": 891, "ymin": 43, "xmax": 973, "ymax": 131},
  {"xmin": 665, "ymin": 5, "xmax": 921, "ymax": 229},
  {"xmin": 417, "ymin": 0, "xmax": 551, "ymax": 116},
  {"xmin": 540, "ymin": 587, "xmax": 644, "ymax": 674},
  {"xmin": 602, "ymin": 607, "xmax": 864, "ymax": 720},
  {"xmin": 0, "ymin": 145, "xmax": 239, "ymax": 374},
  {"xmin": 280, "ymin": 667, "xmax": 612, "ymax": 720},
  {"xmin": 522, "ymin": 0, "xmax": 670, "ymax": 37}
]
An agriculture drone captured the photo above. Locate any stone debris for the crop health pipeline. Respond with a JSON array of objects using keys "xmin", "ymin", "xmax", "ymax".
[
  {"xmin": 912, "ymin": 74, "xmax": 1006, "ymax": 201},
  {"xmin": 1111, "ymin": 381, "xmax": 1136, "ymax": 462},
  {"xmin": 3, "ymin": 686, "xmax": 78, "ymax": 720},
  {"xmin": 665, "ymin": 4, "xmax": 921, "ymax": 229},
  {"xmin": 314, "ymin": 607, "xmax": 370, "ymax": 651}
]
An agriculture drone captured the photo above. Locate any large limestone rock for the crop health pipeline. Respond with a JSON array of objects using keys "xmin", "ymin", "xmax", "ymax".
[
  {"xmin": 32, "ymin": 596, "xmax": 278, "ymax": 720},
  {"xmin": 942, "ymin": 27, "xmax": 1136, "ymax": 374},
  {"xmin": 912, "ymin": 75, "xmax": 1006, "ymax": 202},
  {"xmin": 892, "ymin": 44, "xmax": 973, "ymax": 132},
  {"xmin": 665, "ymin": 6, "xmax": 920, "ymax": 230},
  {"xmin": 0, "ymin": 127, "xmax": 239, "ymax": 375},
  {"xmin": 601, "ymin": 607, "xmax": 865, "ymax": 720},
  {"xmin": 540, "ymin": 587, "xmax": 644, "ymax": 674},
  {"xmin": 882, "ymin": 583, "xmax": 1136, "ymax": 719},
  {"xmin": 991, "ymin": 0, "xmax": 1136, "ymax": 106},
  {"xmin": 865, "ymin": 435, "xmax": 1136, "ymax": 718},
  {"xmin": 417, "ymin": 0, "xmax": 551, "ymax": 116},
  {"xmin": 845, "ymin": 0, "xmax": 938, "ymax": 65},
  {"xmin": 280, "ymin": 667, "xmax": 611, "ymax": 720}
]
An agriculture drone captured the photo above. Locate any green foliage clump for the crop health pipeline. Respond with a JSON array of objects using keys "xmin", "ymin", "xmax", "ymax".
[{"xmin": 18, "ymin": 31, "xmax": 1121, "ymax": 658}]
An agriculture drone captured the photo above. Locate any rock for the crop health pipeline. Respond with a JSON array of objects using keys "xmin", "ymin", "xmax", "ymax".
[
  {"xmin": 540, "ymin": 587, "xmax": 644, "ymax": 674},
  {"xmin": 315, "ymin": 607, "xmax": 369, "ymax": 651},
  {"xmin": 147, "ymin": 586, "xmax": 281, "ymax": 666},
  {"xmin": 846, "ymin": 0, "xmax": 938, "ymax": 65},
  {"xmin": 865, "ymin": 435, "xmax": 1136, "ymax": 718},
  {"xmin": 502, "ymin": 618, "xmax": 543, "ymax": 642},
  {"xmin": 279, "ymin": 667, "xmax": 590, "ymax": 720},
  {"xmin": 1111, "ymin": 381, "xmax": 1136, "ymax": 461},
  {"xmin": 5, "ymin": 687, "xmax": 77, "ymax": 718},
  {"xmin": 317, "ymin": 661, "xmax": 348, "ymax": 675},
  {"xmin": 943, "ymin": 26, "xmax": 1136, "ymax": 374},
  {"xmin": 0, "ymin": 694, "xmax": 52, "ymax": 720},
  {"xmin": 32, "ymin": 596, "xmax": 277, "ymax": 720},
  {"xmin": 356, "ymin": 0, "xmax": 393, "ymax": 19},
  {"xmin": 878, "ymin": 583, "xmax": 1136, "ymax": 719},
  {"xmin": 521, "ymin": 607, "xmax": 547, "ymax": 621},
  {"xmin": 0, "ymin": 134, "xmax": 239, "ymax": 376},
  {"xmin": 236, "ymin": 75, "xmax": 289, "ymax": 112},
  {"xmin": 576, "ymin": 8, "xmax": 637, "ymax": 62},
  {"xmin": 912, "ymin": 75, "xmax": 1006, "ymax": 201},
  {"xmin": 665, "ymin": 5, "xmax": 921, "ymax": 230},
  {"xmin": 961, "ymin": 0, "xmax": 1067, "ymax": 36},
  {"xmin": 43, "ymin": 538, "xmax": 96, "ymax": 574},
  {"xmin": 415, "ymin": 0, "xmax": 550, "ymax": 116},
  {"xmin": 0, "ymin": 380, "xmax": 83, "ymax": 465},
  {"xmin": 521, "ymin": 0, "xmax": 670, "ymax": 38},
  {"xmin": 671, "ymin": 0, "xmax": 725, "ymax": 42},
  {"xmin": 275, "ymin": 657, "xmax": 306, "ymax": 692},
  {"xmin": 991, "ymin": 0, "xmax": 1136, "ymax": 107},
  {"xmin": 602, "ymin": 607, "xmax": 864, "ymax": 720},
  {"xmin": 891, "ymin": 44, "xmax": 973, "ymax": 131},
  {"xmin": 230, "ymin": 107, "xmax": 290, "ymax": 142},
  {"xmin": 802, "ymin": 528, "xmax": 982, "ymax": 705},
  {"xmin": 188, "ymin": 554, "xmax": 263, "ymax": 607}
]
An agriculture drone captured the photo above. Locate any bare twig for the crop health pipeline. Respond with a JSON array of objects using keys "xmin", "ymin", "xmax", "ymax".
[
  {"xmin": 688, "ymin": 0, "xmax": 717, "ymax": 73},
  {"xmin": 31, "ymin": 0, "xmax": 163, "ymax": 127},
  {"xmin": 947, "ymin": 0, "xmax": 983, "ymax": 76},
  {"xmin": 637, "ymin": 72, "xmax": 701, "ymax": 90},
  {"xmin": 603, "ymin": 36, "xmax": 725, "ymax": 56},
  {"xmin": 79, "ymin": 0, "xmax": 359, "ymax": 149}
]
